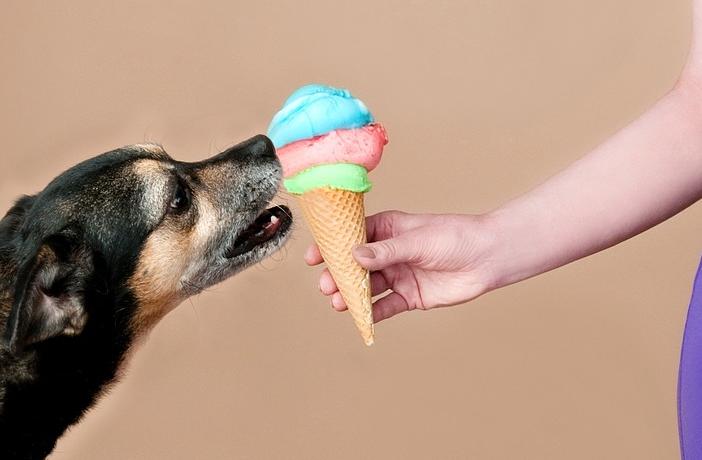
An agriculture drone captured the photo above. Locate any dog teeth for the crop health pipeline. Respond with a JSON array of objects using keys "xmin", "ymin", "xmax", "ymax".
[{"xmin": 270, "ymin": 215, "xmax": 279, "ymax": 224}]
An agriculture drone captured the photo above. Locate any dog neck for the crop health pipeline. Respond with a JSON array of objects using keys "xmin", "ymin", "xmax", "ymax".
[{"xmin": 0, "ymin": 257, "xmax": 134, "ymax": 459}]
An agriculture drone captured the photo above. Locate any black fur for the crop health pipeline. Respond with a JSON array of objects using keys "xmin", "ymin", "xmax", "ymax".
[
  {"xmin": 0, "ymin": 137, "xmax": 291, "ymax": 459},
  {"xmin": 0, "ymin": 149, "xmax": 157, "ymax": 459}
]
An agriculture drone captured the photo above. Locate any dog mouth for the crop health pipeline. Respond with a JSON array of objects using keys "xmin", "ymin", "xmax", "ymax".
[{"xmin": 225, "ymin": 205, "xmax": 292, "ymax": 259}]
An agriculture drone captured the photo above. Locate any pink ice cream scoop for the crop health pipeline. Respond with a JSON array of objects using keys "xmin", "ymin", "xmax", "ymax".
[
  {"xmin": 268, "ymin": 84, "xmax": 388, "ymax": 346},
  {"xmin": 275, "ymin": 124, "xmax": 388, "ymax": 178}
]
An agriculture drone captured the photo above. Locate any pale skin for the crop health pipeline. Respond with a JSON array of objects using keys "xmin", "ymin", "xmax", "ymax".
[{"xmin": 306, "ymin": 0, "xmax": 702, "ymax": 323}]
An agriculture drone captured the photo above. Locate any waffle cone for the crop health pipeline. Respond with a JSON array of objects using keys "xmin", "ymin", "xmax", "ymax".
[{"xmin": 298, "ymin": 188, "xmax": 374, "ymax": 346}]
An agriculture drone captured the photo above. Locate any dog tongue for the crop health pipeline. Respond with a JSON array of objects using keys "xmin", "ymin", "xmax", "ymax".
[{"xmin": 253, "ymin": 212, "xmax": 281, "ymax": 240}]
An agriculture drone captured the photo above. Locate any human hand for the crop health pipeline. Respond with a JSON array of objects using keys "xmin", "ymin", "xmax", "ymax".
[{"xmin": 304, "ymin": 211, "xmax": 497, "ymax": 322}]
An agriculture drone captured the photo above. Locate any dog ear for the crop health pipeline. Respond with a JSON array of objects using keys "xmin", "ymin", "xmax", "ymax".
[
  {"xmin": 2, "ymin": 229, "xmax": 93, "ymax": 353},
  {"xmin": 0, "ymin": 195, "xmax": 36, "ymax": 238}
]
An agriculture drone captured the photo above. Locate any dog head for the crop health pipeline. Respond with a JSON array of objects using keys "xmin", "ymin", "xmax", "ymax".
[{"xmin": 0, "ymin": 135, "xmax": 292, "ymax": 353}]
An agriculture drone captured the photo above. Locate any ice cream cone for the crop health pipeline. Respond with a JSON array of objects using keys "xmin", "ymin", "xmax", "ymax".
[
  {"xmin": 297, "ymin": 187, "xmax": 374, "ymax": 346},
  {"xmin": 269, "ymin": 84, "xmax": 388, "ymax": 345}
]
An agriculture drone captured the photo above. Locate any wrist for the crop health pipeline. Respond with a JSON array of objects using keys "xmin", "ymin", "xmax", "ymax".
[
  {"xmin": 470, "ymin": 209, "xmax": 521, "ymax": 293},
  {"xmin": 480, "ymin": 205, "xmax": 554, "ymax": 291},
  {"xmin": 478, "ymin": 209, "xmax": 513, "ymax": 291}
]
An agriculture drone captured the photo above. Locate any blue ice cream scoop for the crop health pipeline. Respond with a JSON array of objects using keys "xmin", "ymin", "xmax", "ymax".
[{"xmin": 267, "ymin": 84, "xmax": 374, "ymax": 149}]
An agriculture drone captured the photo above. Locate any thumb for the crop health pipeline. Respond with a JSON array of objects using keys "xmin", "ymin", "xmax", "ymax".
[{"xmin": 352, "ymin": 235, "xmax": 419, "ymax": 271}]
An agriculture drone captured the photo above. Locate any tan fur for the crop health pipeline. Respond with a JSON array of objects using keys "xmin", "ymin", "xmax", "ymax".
[
  {"xmin": 128, "ymin": 194, "xmax": 217, "ymax": 337},
  {"xmin": 128, "ymin": 157, "xmax": 185, "ymax": 335},
  {"xmin": 130, "ymin": 143, "xmax": 166, "ymax": 155},
  {"xmin": 132, "ymin": 159, "xmax": 172, "ymax": 225},
  {"xmin": 128, "ymin": 224, "xmax": 191, "ymax": 337},
  {"xmin": 191, "ymin": 195, "xmax": 219, "ymax": 250},
  {"xmin": 132, "ymin": 159, "xmax": 165, "ymax": 178},
  {"xmin": 196, "ymin": 167, "xmax": 225, "ymax": 184}
]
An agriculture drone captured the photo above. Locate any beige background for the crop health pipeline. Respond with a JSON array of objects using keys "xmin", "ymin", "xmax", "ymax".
[{"xmin": 0, "ymin": 0, "xmax": 697, "ymax": 458}]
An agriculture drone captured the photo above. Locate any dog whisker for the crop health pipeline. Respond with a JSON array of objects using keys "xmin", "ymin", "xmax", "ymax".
[{"xmin": 273, "ymin": 204, "xmax": 294, "ymax": 222}]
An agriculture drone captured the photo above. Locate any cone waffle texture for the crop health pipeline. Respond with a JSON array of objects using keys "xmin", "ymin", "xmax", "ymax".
[{"xmin": 298, "ymin": 188, "xmax": 374, "ymax": 345}]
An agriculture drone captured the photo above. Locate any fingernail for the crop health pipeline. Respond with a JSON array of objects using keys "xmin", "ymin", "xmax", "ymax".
[
  {"xmin": 354, "ymin": 246, "xmax": 376, "ymax": 259},
  {"xmin": 319, "ymin": 278, "xmax": 332, "ymax": 294},
  {"xmin": 331, "ymin": 293, "xmax": 345, "ymax": 309}
]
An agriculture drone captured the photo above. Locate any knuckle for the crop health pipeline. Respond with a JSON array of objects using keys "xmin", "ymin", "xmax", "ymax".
[
  {"xmin": 375, "ymin": 210, "xmax": 406, "ymax": 237},
  {"xmin": 376, "ymin": 241, "xmax": 396, "ymax": 261}
]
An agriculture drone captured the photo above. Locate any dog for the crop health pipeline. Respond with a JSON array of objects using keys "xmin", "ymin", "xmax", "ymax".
[{"xmin": 0, "ymin": 135, "xmax": 292, "ymax": 459}]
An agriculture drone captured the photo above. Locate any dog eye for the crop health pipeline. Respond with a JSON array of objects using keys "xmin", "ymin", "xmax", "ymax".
[{"xmin": 169, "ymin": 180, "xmax": 191, "ymax": 214}]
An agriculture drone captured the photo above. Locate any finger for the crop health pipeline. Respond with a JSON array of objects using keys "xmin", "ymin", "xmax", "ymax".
[
  {"xmin": 328, "ymin": 272, "xmax": 389, "ymax": 312},
  {"xmin": 319, "ymin": 269, "xmax": 337, "ymax": 296},
  {"xmin": 304, "ymin": 244, "xmax": 324, "ymax": 266},
  {"xmin": 353, "ymin": 232, "xmax": 422, "ymax": 271},
  {"xmin": 373, "ymin": 292, "xmax": 411, "ymax": 323},
  {"xmin": 365, "ymin": 211, "xmax": 403, "ymax": 242},
  {"xmin": 365, "ymin": 211, "xmax": 434, "ymax": 242},
  {"xmin": 370, "ymin": 271, "xmax": 391, "ymax": 296},
  {"xmin": 331, "ymin": 292, "xmax": 347, "ymax": 311}
]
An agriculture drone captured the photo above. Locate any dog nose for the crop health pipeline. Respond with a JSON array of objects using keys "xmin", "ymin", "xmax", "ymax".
[{"xmin": 229, "ymin": 134, "xmax": 277, "ymax": 162}]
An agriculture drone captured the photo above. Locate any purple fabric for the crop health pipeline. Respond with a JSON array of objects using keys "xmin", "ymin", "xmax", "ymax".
[{"xmin": 679, "ymin": 258, "xmax": 702, "ymax": 459}]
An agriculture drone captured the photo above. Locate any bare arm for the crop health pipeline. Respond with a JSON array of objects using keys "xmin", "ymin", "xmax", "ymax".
[
  {"xmin": 487, "ymin": 79, "xmax": 702, "ymax": 289},
  {"xmin": 486, "ymin": 0, "xmax": 702, "ymax": 286},
  {"xmin": 483, "ymin": 0, "xmax": 702, "ymax": 290},
  {"xmin": 308, "ymin": 1, "xmax": 702, "ymax": 320}
]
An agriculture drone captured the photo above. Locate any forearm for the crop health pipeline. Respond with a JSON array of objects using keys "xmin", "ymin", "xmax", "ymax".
[{"xmin": 486, "ymin": 82, "xmax": 702, "ymax": 289}]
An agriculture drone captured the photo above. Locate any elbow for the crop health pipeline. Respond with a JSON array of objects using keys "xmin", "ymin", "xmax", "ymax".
[
  {"xmin": 676, "ymin": 71, "xmax": 702, "ymax": 96},
  {"xmin": 675, "ymin": 72, "xmax": 702, "ymax": 94},
  {"xmin": 673, "ymin": 67, "xmax": 702, "ymax": 123},
  {"xmin": 677, "ymin": 48, "xmax": 702, "ymax": 97}
]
